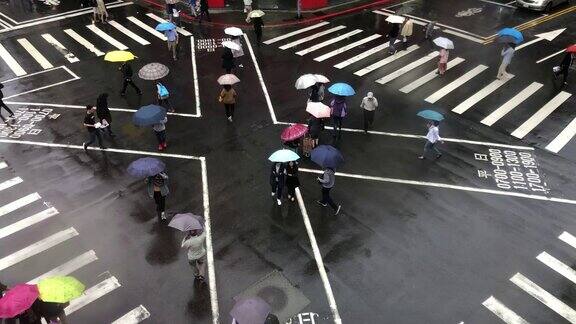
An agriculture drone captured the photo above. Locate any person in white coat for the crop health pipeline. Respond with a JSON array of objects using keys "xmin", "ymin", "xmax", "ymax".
[
  {"xmin": 181, "ymin": 229, "xmax": 207, "ymax": 282},
  {"xmin": 400, "ymin": 18, "xmax": 413, "ymax": 49}
]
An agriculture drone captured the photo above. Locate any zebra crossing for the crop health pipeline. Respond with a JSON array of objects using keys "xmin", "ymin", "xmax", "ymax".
[
  {"xmin": 481, "ymin": 231, "xmax": 576, "ymax": 324},
  {"xmin": 263, "ymin": 21, "xmax": 576, "ymax": 154},
  {"xmin": 0, "ymin": 160, "xmax": 149, "ymax": 322},
  {"xmin": 0, "ymin": 13, "xmax": 192, "ymax": 78}
]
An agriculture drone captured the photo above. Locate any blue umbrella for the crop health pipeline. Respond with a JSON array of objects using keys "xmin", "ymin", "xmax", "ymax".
[
  {"xmin": 268, "ymin": 149, "xmax": 300, "ymax": 162},
  {"xmin": 127, "ymin": 157, "xmax": 165, "ymax": 178},
  {"xmin": 497, "ymin": 28, "xmax": 523, "ymax": 44},
  {"xmin": 327, "ymin": 83, "xmax": 355, "ymax": 96},
  {"xmin": 311, "ymin": 145, "xmax": 344, "ymax": 169},
  {"xmin": 155, "ymin": 22, "xmax": 176, "ymax": 32},
  {"xmin": 417, "ymin": 109, "xmax": 444, "ymax": 121},
  {"xmin": 133, "ymin": 105, "xmax": 167, "ymax": 126}
]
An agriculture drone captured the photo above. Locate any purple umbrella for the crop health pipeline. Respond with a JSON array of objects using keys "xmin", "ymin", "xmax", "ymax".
[
  {"xmin": 230, "ymin": 297, "xmax": 271, "ymax": 324},
  {"xmin": 127, "ymin": 157, "xmax": 165, "ymax": 178},
  {"xmin": 168, "ymin": 213, "xmax": 204, "ymax": 232}
]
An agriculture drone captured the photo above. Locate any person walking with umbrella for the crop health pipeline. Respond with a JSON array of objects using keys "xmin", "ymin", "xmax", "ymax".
[
  {"xmin": 433, "ymin": 37, "xmax": 453, "ymax": 76},
  {"xmin": 385, "ymin": 15, "xmax": 403, "ymax": 54},
  {"xmin": 82, "ymin": 105, "xmax": 105, "ymax": 150},
  {"xmin": 251, "ymin": 13, "xmax": 264, "ymax": 45},
  {"xmin": 285, "ymin": 161, "xmax": 300, "ymax": 202},
  {"xmin": 497, "ymin": 43, "xmax": 515, "ymax": 80},
  {"xmin": 416, "ymin": 110, "xmax": 444, "ymax": 160},
  {"xmin": 163, "ymin": 24, "xmax": 179, "ymax": 61},
  {"xmin": 311, "ymin": 145, "xmax": 343, "ymax": 215},
  {"xmin": 95, "ymin": 0, "xmax": 108, "ymax": 23},
  {"xmin": 219, "ymin": 84, "xmax": 237, "ymax": 122},
  {"xmin": 270, "ymin": 162, "xmax": 286, "ymax": 206},
  {"xmin": 360, "ymin": 91, "xmax": 378, "ymax": 133},
  {"xmin": 181, "ymin": 228, "xmax": 207, "ymax": 282},
  {"xmin": 198, "ymin": 0, "xmax": 210, "ymax": 23},
  {"xmin": 329, "ymin": 95, "xmax": 347, "ymax": 139},
  {"xmin": 317, "ymin": 167, "xmax": 341, "ymax": 215},
  {"xmin": 153, "ymin": 116, "xmax": 168, "ymax": 151},
  {"xmin": 221, "ymin": 46, "xmax": 235, "ymax": 74},
  {"xmin": 400, "ymin": 17, "xmax": 413, "ymax": 49},
  {"xmin": 119, "ymin": 61, "xmax": 142, "ymax": 97},
  {"xmin": 557, "ymin": 49, "xmax": 574, "ymax": 86},
  {"xmin": 147, "ymin": 171, "xmax": 169, "ymax": 221},
  {"xmin": 156, "ymin": 81, "xmax": 175, "ymax": 113},
  {"xmin": 133, "ymin": 104, "xmax": 168, "ymax": 150},
  {"xmin": 0, "ymin": 83, "xmax": 15, "ymax": 123},
  {"xmin": 96, "ymin": 93, "xmax": 114, "ymax": 137}
]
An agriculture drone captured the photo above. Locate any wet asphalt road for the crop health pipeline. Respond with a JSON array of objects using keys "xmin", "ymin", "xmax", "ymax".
[{"xmin": 0, "ymin": 0, "xmax": 576, "ymax": 323}]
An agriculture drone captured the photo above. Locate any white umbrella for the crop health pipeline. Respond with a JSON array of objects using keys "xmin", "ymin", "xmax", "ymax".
[
  {"xmin": 224, "ymin": 27, "xmax": 243, "ymax": 37},
  {"xmin": 313, "ymin": 74, "xmax": 330, "ymax": 84},
  {"xmin": 385, "ymin": 15, "xmax": 405, "ymax": 24},
  {"xmin": 248, "ymin": 10, "xmax": 265, "ymax": 18},
  {"xmin": 138, "ymin": 63, "xmax": 169, "ymax": 80},
  {"xmin": 295, "ymin": 74, "xmax": 318, "ymax": 90},
  {"xmin": 433, "ymin": 37, "xmax": 454, "ymax": 49},
  {"xmin": 217, "ymin": 74, "xmax": 240, "ymax": 85},
  {"xmin": 306, "ymin": 102, "xmax": 331, "ymax": 118},
  {"xmin": 222, "ymin": 40, "xmax": 241, "ymax": 50}
]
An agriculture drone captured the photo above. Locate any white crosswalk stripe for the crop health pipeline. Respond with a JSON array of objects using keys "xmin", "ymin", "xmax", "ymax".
[
  {"xmin": 0, "ymin": 192, "xmax": 41, "ymax": 217},
  {"xmin": 0, "ymin": 43, "xmax": 26, "ymax": 76},
  {"xmin": 481, "ymin": 82, "xmax": 543, "ymax": 127},
  {"xmin": 279, "ymin": 26, "xmax": 347, "ymax": 50},
  {"xmin": 452, "ymin": 75, "xmax": 514, "ymax": 114},
  {"xmin": 28, "ymin": 250, "xmax": 97, "ymax": 284},
  {"xmin": 112, "ymin": 305, "xmax": 151, "ymax": 323},
  {"xmin": 263, "ymin": 21, "xmax": 330, "ymax": 45},
  {"xmin": 0, "ymin": 176, "xmax": 22, "ymax": 191},
  {"xmin": 0, "ymin": 207, "xmax": 58, "ymax": 240},
  {"xmin": 64, "ymin": 29, "xmax": 105, "ymax": 56},
  {"xmin": 17, "ymin": 38, "xmax": 53, "ymax": 69},
  {"xmin": 354, "ymin": 45, "xmax": 419, "ymax": 76},
  {"xmin": 65, "ymin": 276, "xmax": 121, "ymax": 315},
  {"xmin": 41, "ymin": 33, "xmax": 80, "ymax": 63},
  {"xmin": 375, "ymin": 51, "xmax": 439, "ymax": 85},
  {"xmin": 482, "ymin": 296, "xmax": 530, "ymax": 324},
  {"xmin": 109, "ymin": 20, "xmax": 151, "ymax": 45},
  {"xmin": 146, "ymin": 13, "xmax": 192, "ymax": 36},
  {"xmin": 536, "ymin": 252, "xmax": 576, "ymax": 285},
  {"xmin": 314, "ymin": 34, "xmax": 381, "ymax": 62},
  {"xmin": 127, "ymin": 16, "xmax": 167, "ymax": 41},
  {"xmin": 296, "ymin": 29, "xmax": 363, "ymax": 56},
  {"xmin": 334, "ymin": 39, "xmax": 401, "ymax": 69},
  {"xmin": 511, "ymin": 91, "xmax": 572, "ymax": 139},
  {"xmin": 559, "ymin": 231, "xmax": 576, "ymax": 250},
  {"xmin": 399, "ymin": 57, "xmax": 465, "ymax": 93},
  {"xmin": 86, "ymin": 24, "xmax": 129, "ymax": 50},
  {"xmin": 424, "ymin": 65, "xmax": 488, "ymax": 103},
  {"xmin": 546, "ymin": 117, "xmax": 576, "ymax": 153}
]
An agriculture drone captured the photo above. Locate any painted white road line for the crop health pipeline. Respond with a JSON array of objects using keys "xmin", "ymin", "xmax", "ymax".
[
  {"xmin": 13, "ymin": 0, "xmax": 123, "ymax": 24},
  {"xmin": 482, "ymin": 296, "xmax": 530, "ymax": 324},
  {"xmin": 0, "ymin": 43, "xmax": 26, "ymax": 76},
  {"xmin": 2, "ymin": 65, "xmax": 68, "ymax": 83},
  {"xmin": 146, "ymin": 13, "xmax": 192, "ymax": 36},
  {"xmin": 295, "ymin": 188, "xmax": 342, "ymax": 324},
  {"xmin": 263, "ymin": 21, "xmax": 330, "ymax": 45},
  {"xmin": 510, "ymin": 273, "xmax": 576, "ymax": 323},
  {"xmin": 546, "ymin": 116, "xmax": 576, "ymax": 153},
  {"xmin": 0, "ymin": 12, "xmax": 17, "ymax": 25},
  {"xmin": 424, "ymin": 65, "xmax": 488, "ymax": 103},
  {"xmin": 17, "ymin": 38, "xmax": 53, "ymax": 69},
  {"xmin": 245, "ymin": 33, "xmax": 277, "ymax": 124},
  {"xmin": 452, "ymin": 75, "xmax": 514, "ymax": 114},
  {"xmin": 511, "ymin": 91, "xmax": 572, "ymax": 139},
  {"xmin": 64, "ymin": 29, "xmax": 104, "ymax": 56},
  {"xmin": 41, "ymin": 34, "xmax": 80, "ymax": 63},
  {"xmin": 354, "ymin": 45, "xmax": 419, "ymax": 76},
  {"xmin": 537, "ymin": 49, "xmax": 566, "ymax": 64},
  {"xmin": 399, "ymin": 57, "xmax": 465, "ymax": 93},
  {"xmin": 127, "ymin": 16, "xmax": 167, "ymax": 41},
  {"xmin": 334, "ymin": 40, "xmax": 400, "ymax": 69},
  {"xmin": 0, "ymin": 208, "xmax": 59, "ymax": 240},
  {"xmin": 0, "ymin": 161, "xmax": 7, "ymax": 169},
  {"xmin": 375, "ymin": 51, "xmax": 439, "ymax": 84},
  {"xmin": 443, "ymin": 29, "xmax": 485, "ymax": 44},
  {"xmin": 0, "ymin": 139, "xmax": 202, "ymax": 160},
  {"xmin": 28, "ymin": 250, "xmax": 97, "ymax": 284},
  {"xmin": 314, "ymin": 34, "xmax": 381, "ymax": 62},
  {"xmin": 200, "ymin": 157, "xmax": 219, "ymax": 324},
  {"xmin": 296, "ymin": 29, "xmax": 362, "ymax": 56},
  {"xmin": 3, "ymin": 76, "xmax": 80, "ymax": 100},
  {"xmin": 559, "ymin": 231, "xmax": 576, "ymax": 250},
  {"xmin": 112, "ymin": 305, "xmax": 151, "ymax": 324},
  {"xmin": 65, "ymin": 276, "xmax": 121, "ymax": 315},
  {"xmin": 481, "ymin": 82, "xmax": 543, "ymax": 127},
  {"xmin": 0, "ymin": 176, "xmax": 22, "ymax": 191},
  {"xmin": 0, "ymin": 228, "xmax": 79, "ymax": 271},
  {"xmin": 109, "ymin": 20, "xmax": 150, "ymax": 46},
  {"xmin": 0, "ymin": 193, "xmax": 41, "ymax": 218},
  {"xmin": 298, "ymin": 167, "xmax": 576, "ymax": 206},
  {"xmin": 478, "ymin": 0, "xmax": 517, "ymax": 8},
  {"xmin": 537, "ymin": 252, "xmax": 576, "ymax": 285},
  {"xmin": 191, "ymin": 37, "xmax": 201, "ymax": 117},
  {"xmin": 279, "ymin": 26, "xmax": 347, "ymax": 50},
  {"xmin": 86, "ymin": 24, "xmax": 129, "ymax": 50}
]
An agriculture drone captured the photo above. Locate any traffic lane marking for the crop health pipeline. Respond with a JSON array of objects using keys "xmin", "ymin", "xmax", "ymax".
[{"xmin": 2, "ymin": 66, "xmax": 80, "ymax": 99}]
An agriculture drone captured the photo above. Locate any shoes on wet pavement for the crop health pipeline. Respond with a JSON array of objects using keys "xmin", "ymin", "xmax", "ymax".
[
  {"xmin": 271, "ymin": 192, "xmax": 275, "ymax": 197},
  {"xmin": 335, "ymin": 205, "xmax": 342, "ymax": 215},
  {"xmin": 316, "ymin": 200, "xmax": 327, "ymax": 207},
  {"xmin": 291, "ymin": 197, "xmax": 295, "ymax": 202},
  {"xmin": 418, "ymin": 156, "xmax": 425, "ymax": 160},
  {"xmin": 277, "ymin": 199, "xmax": 281, "ymax": 206},
  {"xmin": 228, "ymin": 116, "xmax": 233, "ymax": 122},
  {"xmin": 436, "ymin": 153, "xmax": 442, "ymax": 159},
  {"xmin": 162, "ymin": 142, "xmax": 167, "ymax": 149},
  {"xmin": 195, "ymin": 275, "xmax": 205, "ymax": 282},
  {"xmin": 83, "ymin": 142, "xmax": 87, "ymax": 150},
  {"xmin": 158, "ymin": 144, "xmax": 164, "ymax": 151},
  {"xmin": 161, "ymin": 212, "xmax": 167, "ymax": 220}
]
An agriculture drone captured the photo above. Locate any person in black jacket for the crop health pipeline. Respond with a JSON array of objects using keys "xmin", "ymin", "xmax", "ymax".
[
  {"xmin": 222, "ymin": 47, "xmax": 235, "ymax": 73},
  {"xmin": 119, "ymin": 62, "xmax": 142, "ymax": 97},
  {"xmin": 0, "ymin": 83, "xmax": 15, "ymax": 122},
  {"xmin": 285, "ymin": 161, "xmax": 300, "ymax": 202},
  {"xmin": 252, "ymin": 16, "xmax": 264, "ymax": 45},
  {"xmin": 559, "ymin": 52, "xmax": 574, "ymax": 86},
  {"xmin": 198, "ymin": 0, "xmax": 210, "ymax": 23},
  {"xmin": 307, "ymin": 115, "xmax": 323, "ymax": 146},
  {"xmin": 270, "ymin": 162, "xmax": 285, "ymax": 206},
  {"xmin": 96, "ymin": 93, "xmax": 114, "ymax": 137},
  {"xmin": 388, "ymin": 22, "xmax": 400, "ymax": 54}
]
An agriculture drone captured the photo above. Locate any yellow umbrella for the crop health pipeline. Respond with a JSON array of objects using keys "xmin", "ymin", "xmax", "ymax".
[
  {"xmin": 37, "ymin": 276, "xmax": 85, "ymax": 303},
  {"xmin": 104, "ymin": 51, "xmax": 137, "ymax": 62}
]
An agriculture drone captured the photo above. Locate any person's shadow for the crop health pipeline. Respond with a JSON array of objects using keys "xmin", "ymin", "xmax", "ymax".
[{"xmin": 145, "ymin": 220, "xmax": 179, "ymax": 265}]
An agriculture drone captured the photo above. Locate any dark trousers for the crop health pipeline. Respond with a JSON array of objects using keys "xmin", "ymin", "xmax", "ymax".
[
  {"xmin": 423, "ymin": 140, "xmax": 441, "ymax": 157},
  {"xmin": 363, "ymin": 110, "xmax": 374, "ymax": 131},
  {"xmin": 224, "ymin": 103, "xmax": 235, "ymax": 118},
  {"xmin": 155, "ymin": 130, "xmax": 166, "ymax": 144},
  {"xmin": 153, "ymin": 191, "xmax": 166, "ymax": 218},
  {"xmin": 286, "ymin": 182, "xmax": 296, "ymax": 197},
  {"xmin": 562, "ymin": 67, "xmax": 569, "ymax": 84},
  {"xmin": 85, "ymin": 130, "xmax": 104, "ymax": 148},
  {"xmin": 332, "ymin": 116, "xmax": 343, "ymax": 137},
  {"xmin": 0, "ymin": 100, "xmax": 14, "ymax": 118},
  {"xmin": 158, "ymin": 97, "xmax": 174, "ymax": 112},
  {"xmin": 255, "ymin": 30, "xmax": 262, "ymax": 44},
  {"xmin": 198, "ymin": 9, "xmax": 210, "ymax": 22},
  {"xmin": 321, "ymin": 187, "xmax": 338, "ymax": 210},
  {"xmin": 271, "ymin": 180, "xmax": 283, "ymax": 198},
  {"xmin": 121, "ymin": 78, "xmax": 141, "ymax": 95},
  {"xmin": 388, "ymin": 36, "xmax": 396, "ymax": 53}
]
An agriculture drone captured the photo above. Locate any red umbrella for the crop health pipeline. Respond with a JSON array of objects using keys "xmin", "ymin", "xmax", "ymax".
[
  {"xmin": 566, "ymin": 44, "xmax": 576, "ymax": 53},
  {"xmin": 281, "ymin": 124, "xmax": 308, "ymax": 142},
  {"xmin": 0, "ymin": 284, "xmax": 39, "ymax": 318}
]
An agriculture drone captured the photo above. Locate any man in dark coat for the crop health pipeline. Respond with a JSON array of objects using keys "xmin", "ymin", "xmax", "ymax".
[
  {"xmin": 198, "ymin": 0, "xmax": 210, "ymax": 23},
  {"xmin": 388, "ymin": 22, "xmax": 400, "ymax": 54},
  {"xmin": 559, "ymin": 52, "xmax": 574, "ymax": 86},
  {"xmin": 119, "ymin": 62, "xmax": 142, "ymax": 97},
  {"xmin": 222, "ymin": 48, "xmax": 235, "ymax": 73},
  {"xmin": 252, "ymin": 16, "xmax": 264, "ymax": 44},
  {"xmin": 96, "ymin": 93, "xmax": 114, "ymax": 137}
]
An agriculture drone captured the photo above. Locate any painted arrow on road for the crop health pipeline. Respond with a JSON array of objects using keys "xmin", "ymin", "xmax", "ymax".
[{"xmin": 516, "ymin": 28, "xmax": 566, "ymax": 51}]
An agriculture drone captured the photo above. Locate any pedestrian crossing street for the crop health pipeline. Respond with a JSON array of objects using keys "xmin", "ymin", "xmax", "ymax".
[
  {"xmin": 264, "ymin": 21, "xmax": 576, "ymax": 154},
  {"xmin": 0, "ymin": 160, "xmax": 150, "ymax": 323},
  {"xmin": 0, "ymin": 12, "xmax": 191, "ymax": 78},
  {"xmin": 481, "ymin": 231, "xmax": 576, "ymax": 324}
]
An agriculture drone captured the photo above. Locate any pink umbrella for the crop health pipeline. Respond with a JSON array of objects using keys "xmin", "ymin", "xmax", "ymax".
[
  {"xmin": 0, "ymin": 284, "xmax": 39, "ymax": 318},
  {"xmin": 306, "ymin": 102, "xmax": 331, "ymax": 118},
  {"xmin": 281, "ymin": 124, "xmax": 308, "ymax": 142}
]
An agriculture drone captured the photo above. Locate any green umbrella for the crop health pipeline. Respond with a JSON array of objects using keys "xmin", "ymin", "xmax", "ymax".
[{"xmin": 37, "ymin": 276, "xmax": 85, "ymax": 303}]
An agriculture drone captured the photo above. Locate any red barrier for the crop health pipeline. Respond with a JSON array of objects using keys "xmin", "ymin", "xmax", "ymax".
[
  {"xmin": 301, "ymin": 0, "xmax": 328, "ymax": 9},
  {"xmin": 208, "ymin": 0, "xmax": 224, "ymax": 8}
]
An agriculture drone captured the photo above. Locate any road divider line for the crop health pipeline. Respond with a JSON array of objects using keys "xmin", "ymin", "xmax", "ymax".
[
  {"xmin": 109, "ymin": 20, "xmax": 150, "ymax": 45},
  {"xmin": 510, "ymin": 273, "xmax": 576, "ymax": 323},
  {"xmin": 64, "ymin": 29, "xmax": 105, "ymax": 56},
  {"xmin": 263, "ymin": 21, "xmax": 330, "ymax": 44},
  {"xmin": 314, "ymin": 34, "xmax": 381, "ymax": 62},
  {"xmin": 376, "ymin": 51, "xmax": 439, "ymax": 84},
  {"xmin": 65, "ymin": 276, "xmax": 121, "ymax": 315},
  {"xmin": 296, "ymin": 29, "xmax": 362, "ymax": 56},
  {"xmin": 0, "ymin": 227, "xmax": 78, "ymax": 271},
  {"xmin": 127, "ymin": 16, "xmax": 167, "ymax": 41},
  {"xmin": 452, "ymin": 75, "xmax": 513, "ymax": 114},
  {"xmin": 511, "ymin": 91, "xmax": 572, "ymax": 139},
  {"xmin": 0, "ymin": 176, "xmax": 22, "ymax": 191},
  {"xmin": 0, "ymin": 192, "xmax": 41, "ymax": 218},
  {"xmin": 354, "ymin": 45, "xmax": 419, "ymax": 76},
  {"xmin": 112, "ymin": 305, "xmax": 151, "ymax": 323},
  {"xmin": 191, "ymin": 37, "xmax": 201, "ymax": 117},
  {"xmin": 28, "ymin": 250, "xmax": 97, "ymax": 284},
  {"xmin": 295, "ymin": 188, "xmax": 342, "ymax": 324},
  {"xmin": 279, "ymin": 25, "xmax": 347, "ymax": 50},
  {"xmin": 334, "ymin": 40, "xmax": 400, "ymax": 69},
  {"xmin": 41, "ymin": 34, "xmax": 79, "ymax": 63},
  {"xmin": 0, "ymin": 207, "xmax": 58, "ymax": 240},
  {"xmin": 481, "ymin": 82, "xmax": 543, "ymax": 127},
  {"xmin": 0, "ymin": 43, "xmax": 26, "ymax": 76},
  {"xmin": 482, "ymin": 296, "xmax": 529, "ymax": 324},
  {"xmin": 86, "ymin": 24, "xmax": 129, "ymax": 50},
  {"xmin": 424, "ymin": 65, "xmax": 488, "ymax": 103},
  {"xmin": 245, "ymin": 33, "xmax": 277, "ymax": 124},
  {"xmin": 546, "ymin": 116, "xmax": 576, "ymax": 153},
  {"xmin": 146, "ymin": 13, "xmax": 191, "ymax": 36},
  {"xmin": 399, "ymin": 57, "xmax": 465, "ymax": 93},
  {"xmin": 17, "ymin": 38, "xmax": 53, "ymax": 69},
  {"xmin": 537, "ymin": 252, "xmax": 576, "ymax": 285},
  {"xmin": 559, "ymin": 231, "xmax": 576, "ymax": 250}
]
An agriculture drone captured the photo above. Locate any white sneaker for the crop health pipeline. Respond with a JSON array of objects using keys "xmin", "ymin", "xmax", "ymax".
[
  {"xmin": 271, "ymin": 192, "xmax": 275, "ymax": 196},
  {"xmin": 161, "ymin": 212, "xmax": 167, "ymax": 220},
  {"xmin": 277, "ymin": 199, "xmax": 281, "ymax": 206}
]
